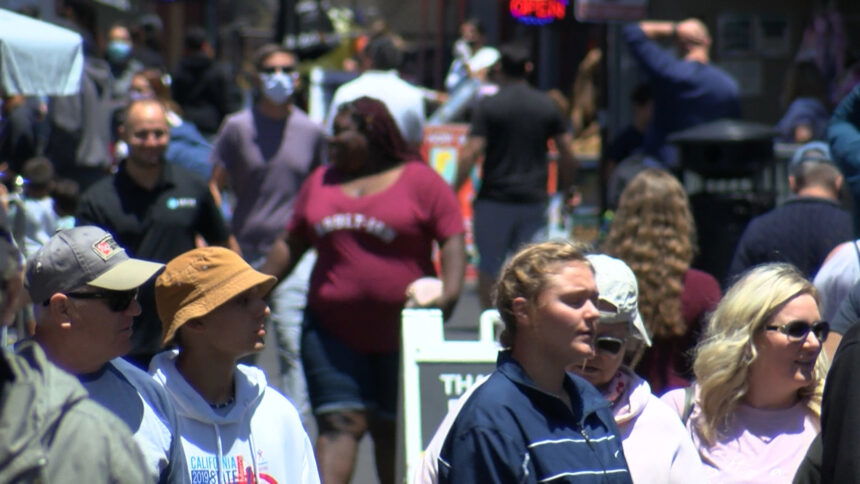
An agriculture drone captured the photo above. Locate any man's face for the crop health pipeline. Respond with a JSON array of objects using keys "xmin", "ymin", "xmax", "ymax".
[
  {"xmin": 195, "ymin": 284, "xmax": 270, "ymax": 359},
  {"xmin": 460, "ymin": 22, "xmax": 482, "ymax": 49},
  {"xmin": 64, "ymin": 287, "xmax": 142, "ymax": 365},
  {"xmin": 123, "ymin": 102, "xmax": 170, "ymax": 167}
]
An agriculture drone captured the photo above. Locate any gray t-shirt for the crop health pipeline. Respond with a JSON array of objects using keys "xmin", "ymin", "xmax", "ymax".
[
  {"xmin": 210, "ymin": 106, "xmax": 325, "ymax": 255},
  {"xmin": 80, "ymin": 359, "xmax": 189, "ymax": 483}
]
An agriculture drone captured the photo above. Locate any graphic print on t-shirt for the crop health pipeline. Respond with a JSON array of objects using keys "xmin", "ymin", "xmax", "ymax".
[
  {"xmin": 314, "ymin": 212, "xmax": 396, "ymax": 243},
  {"xmin": 188, "ymin": 453, "xmax": 277, "ymax": 484}
]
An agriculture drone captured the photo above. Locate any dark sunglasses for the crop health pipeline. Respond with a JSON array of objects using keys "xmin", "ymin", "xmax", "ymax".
[
  {"xmin": 766, "ymin": 320, "xmax": 829, "ymax": 342},
  {"xmin": 595, "ymin": 336, "xmax": 626, "ymax": 355},
  {"xmin": 64, "ymin": 289, "xmax": 139, "ymax": 312},
  {"xmin": 260, "ymin": 65, "xmax": 296, "ymax": 75}
]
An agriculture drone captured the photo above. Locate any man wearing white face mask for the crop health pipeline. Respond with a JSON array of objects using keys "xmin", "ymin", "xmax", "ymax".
[{"xmin": 209, "ymin": 44, "xmax": 326, "ymax": 424}]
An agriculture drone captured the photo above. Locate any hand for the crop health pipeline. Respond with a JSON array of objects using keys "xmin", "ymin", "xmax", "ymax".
[
  {"xmin": 405, "ymin": 277, "xmax": 443, "ymax": 308},
  {"xmin": 580, "ymin": 49, "xmax": 602, "ymax": 71},
  {"xmin": 564, "ymin": 186, "xmax": 583, "ymax": 213}
]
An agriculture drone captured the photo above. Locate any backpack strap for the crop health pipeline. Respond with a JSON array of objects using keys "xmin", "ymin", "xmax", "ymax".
[
  {"xmin": 852, "ymin": 239, "xmax": 860, "ymax": 267},
  {"xmin": 681, "ymin": 384, "xmax": 696, "ymax": 424}
]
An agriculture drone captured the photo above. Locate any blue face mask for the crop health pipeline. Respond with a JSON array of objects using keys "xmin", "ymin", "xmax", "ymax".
[
  {"xmin": 106, "ymin": 41, "xmax": 132, "ymax": 63},
  {"xmin": 259, "ymin": 72, "xmax": 295, "ymax": 104}
]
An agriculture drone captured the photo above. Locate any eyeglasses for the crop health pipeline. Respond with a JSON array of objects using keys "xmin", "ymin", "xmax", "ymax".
[
  {"xmin": 766, "ymin": 320, "xmax": 830, "ymax": 342},
  {"xmin": 64, "ymin": 289, "xmax": 139, "ymax": 312},
  {"xmin": 260, "ymin": 65, "xmax": 296, "ymax": 75},
  {"xmin": 595, "ymin": 336, "xmax": 626, "ymax": 355}
]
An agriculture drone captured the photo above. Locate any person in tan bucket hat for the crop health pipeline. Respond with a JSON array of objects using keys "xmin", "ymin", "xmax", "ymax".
[{"xmin": 150, "ymin": 246, "xmax": 320, "ymax": 483}]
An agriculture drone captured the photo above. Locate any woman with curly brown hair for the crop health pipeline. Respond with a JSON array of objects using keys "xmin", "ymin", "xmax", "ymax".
[{"xmin": 602, "ymin": 168, "xmax": 721, "ymax": 395}]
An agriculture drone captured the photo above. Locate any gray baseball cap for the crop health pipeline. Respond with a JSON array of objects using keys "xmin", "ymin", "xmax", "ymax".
[
  {"xmin": 26, "ymin": 226, "xmax": 164, "ymax": 304},
  {"xmin": 789, "ymin": 141, "xmax": 833, "ymax": 169},
  {"xmin": 587, "ymin": 253, "xmax": 652, "ymax": 347}
]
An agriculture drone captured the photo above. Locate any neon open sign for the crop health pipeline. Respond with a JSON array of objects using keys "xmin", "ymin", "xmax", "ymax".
[{"xmin": 510, "ymin": 0, "xmax": 568, "ymax": 25}]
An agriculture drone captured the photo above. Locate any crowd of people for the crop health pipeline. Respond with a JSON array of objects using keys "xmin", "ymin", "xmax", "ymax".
[{"xmin": 3, "ymin": 4, "xmax": 860, "ymax": 484}]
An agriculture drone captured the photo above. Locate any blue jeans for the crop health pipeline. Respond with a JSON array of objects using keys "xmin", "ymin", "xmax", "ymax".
[
  {"xmin": 301, "ymin": 313, "xmax": 400, "ymax": 420},
  {"xmin": 250, "ymin": 249, "xmax": 316, "ymax": 422}
]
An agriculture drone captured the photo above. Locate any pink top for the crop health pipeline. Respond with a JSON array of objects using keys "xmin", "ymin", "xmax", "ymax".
[
  {"xmin": 288, "ymin": 161, "xmax": 464, "ymax": 353},
  {"xmin": 662, "ymin": 387, "xmax": 820, "ymax": 483}
]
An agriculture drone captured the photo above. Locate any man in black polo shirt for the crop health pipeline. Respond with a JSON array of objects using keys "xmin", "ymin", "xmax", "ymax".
[
  {"xmin": 77, "ymin": 99, "xmax": 236, "ymax": 367},
  {"xmin": 454, "ymin": 43, "xmax": 577, "ymax": 308}
]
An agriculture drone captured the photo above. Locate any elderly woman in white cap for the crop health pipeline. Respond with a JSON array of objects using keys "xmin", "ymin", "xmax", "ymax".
[
  {"xmin": 569, "ymin": 254, "xmax": 705, "ymax": 483},
  {"xmin": 149, "ymin": 247, "xmax": 320, "ymax": 484}
]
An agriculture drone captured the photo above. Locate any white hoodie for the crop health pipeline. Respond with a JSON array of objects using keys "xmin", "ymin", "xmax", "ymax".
[
  {"xmin": 613, "ymin": 367, "xmax": 705, "ymax": 483},
  {"xmin": 150, "ymin": 350, "xmax": 320, "ymax": 484}
]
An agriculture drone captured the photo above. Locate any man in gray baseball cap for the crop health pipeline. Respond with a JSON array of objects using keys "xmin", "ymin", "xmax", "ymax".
[
  {"xmin": 26, "ymin": 226, "xmax": 190, "ymax": 483},
  {"xmin": 27, "ymin": 225, "xmax": 164, "ymax": 307}
]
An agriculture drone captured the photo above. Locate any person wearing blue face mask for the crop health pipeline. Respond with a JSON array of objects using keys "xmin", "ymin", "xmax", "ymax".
[
  {"xmin": 104, "ymin": 23, "xmax": 143, "ymax": 101},
  {"xmin": 209, "ymin": 44, "xmax": 326, "ymax": 427},
  {"xmin": 259, "ymin": 65, "xmax": 296, "ymax": 105}
]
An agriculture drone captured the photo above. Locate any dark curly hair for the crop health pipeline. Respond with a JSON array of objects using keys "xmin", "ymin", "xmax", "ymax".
[
  {"xmin": 337, "ymin": 96, "xmax": 418, "ymax": 166},
  {"xmin": 602, "ymin": 168, "xmax": 696, "ymax": 338}
]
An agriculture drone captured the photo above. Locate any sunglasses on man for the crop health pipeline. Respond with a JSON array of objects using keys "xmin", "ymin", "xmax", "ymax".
[{"xmin": 61, "ymin": 289, "xmax": 139, "ymax": 312}]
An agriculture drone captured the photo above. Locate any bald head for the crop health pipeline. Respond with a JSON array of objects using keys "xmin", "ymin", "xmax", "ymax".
[
  {"xmin": 124, "ymin": 99, "xmax": 168, "ymax": 129},
  {"xmin": 677, "ymin": 19, "xmax": 710, "ymax": 46},
  {"xmin": 122, "ymin": 99, "xmax": 170, "ymax": 167},
  {"xmin": 676, "ymin": 18, "xmax": 711, "ymax": 61}
]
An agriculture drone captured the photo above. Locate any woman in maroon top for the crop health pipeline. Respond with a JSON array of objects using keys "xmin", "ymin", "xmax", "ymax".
[
  {"xmin": 602, "ymin": 168, "xmax": 721, "ymax": 395},
  {"xmin": 263, "ymin": 97, "xmax": 466, "ymax": 484}
]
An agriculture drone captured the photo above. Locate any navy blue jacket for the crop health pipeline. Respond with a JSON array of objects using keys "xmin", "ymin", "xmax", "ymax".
[
  {"xmin": 438, "ymin": 351, "xmax": 632, "ymax": 483},
  {"xmin": 727, "ymin": 196, "xmax": 852, "ymax": 282},
  {"xmin": 622, "ymin": 24, "xmax": 741, "ymax": 165}
]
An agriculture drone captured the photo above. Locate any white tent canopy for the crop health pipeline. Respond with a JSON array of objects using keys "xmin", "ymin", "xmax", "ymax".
[{"xmin": 0, "ymin": 8, "xmax": 83, "ymax": 96}]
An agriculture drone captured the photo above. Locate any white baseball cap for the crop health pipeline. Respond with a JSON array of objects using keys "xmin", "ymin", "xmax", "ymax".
[{"xmin": 587, "ymin": 253, "xmax": 652, "ymax": 346}]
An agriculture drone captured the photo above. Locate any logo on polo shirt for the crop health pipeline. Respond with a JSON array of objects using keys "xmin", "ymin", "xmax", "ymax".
[
  {"xmin": 166, "ymin": 197, "xmax": 197, "ymax": 210},
  {"xmin": 91, "ymin": 235, "xmax": 121, "ymax": 261}
]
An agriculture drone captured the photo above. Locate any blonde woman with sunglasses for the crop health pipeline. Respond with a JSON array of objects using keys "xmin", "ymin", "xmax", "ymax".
[{"xmin": 662, "ymin": 263, "xmax": 829, "ymax": 482}]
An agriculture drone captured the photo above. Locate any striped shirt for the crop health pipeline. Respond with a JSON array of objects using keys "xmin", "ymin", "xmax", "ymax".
[{"xmin": 438, "ymin": 351, "xmax": 632, "ymax": 483}]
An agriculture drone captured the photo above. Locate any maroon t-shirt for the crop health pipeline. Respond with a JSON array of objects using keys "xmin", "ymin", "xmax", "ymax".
[
  {"xmin": 636, "ymin": 268, "xmax": 722, "ymax": 395},
  {"xmin": 288, "ymin": 161, "xmax": 464, "ymax": 353}
]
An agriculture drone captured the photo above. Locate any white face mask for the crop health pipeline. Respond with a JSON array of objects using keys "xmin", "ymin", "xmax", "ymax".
[{"xmin": 259, "ymin": 72, "xmax": 295, "ymax": 104}]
